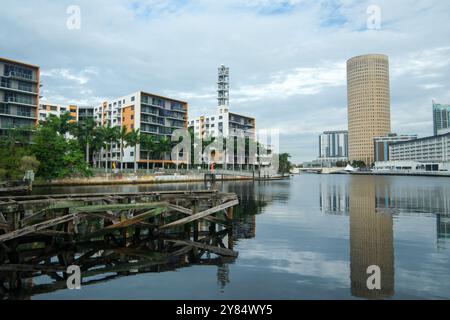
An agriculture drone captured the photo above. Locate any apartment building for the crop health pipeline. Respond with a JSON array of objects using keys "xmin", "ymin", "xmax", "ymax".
[
  {"xmin": 373, "ymin": 133, "xmax": 418, "ymax": 162},
  {"xmin": 39, "ymin": 103, "xmax": 95, "ymax": 123},
  {"xmin": 189, "ymin": 108, "xmax": 256, "ymax": 140},
  {"xmin": 0, "ymin": 57, "xmax": 40, "ymax": 135},
  {"xmin": 433, "ymin": 101, "xmax": 450, "ymax": 136},
  {"xmin": 318, "ymin": 130, "xmax": 348, "ymax": 166},
  {"xmin": 38, "ymin": 103, "xmax": 68, "ymax": 121},
  {"xmin": 389, "ymin": 132, "xmax": 450, "ymax": 163},
  {"xmin": 94, "ymin": 91, "xmax": 188, "ymax": 168}
]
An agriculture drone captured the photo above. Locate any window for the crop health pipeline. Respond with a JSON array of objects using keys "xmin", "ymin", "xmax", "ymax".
[
  {"xmin": 131, "ymin": 115, "xmax": 134, "ymax": 120},
  {"xmin": 131, "ymin": 96, "xmax": 135, "ymax": 102},
  {"xmin": 130, "ymin": 152, "xmax": 134, "ymax": 157}
]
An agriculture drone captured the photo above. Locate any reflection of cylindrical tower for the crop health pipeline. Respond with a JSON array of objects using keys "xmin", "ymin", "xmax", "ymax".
[
  {"xmin": 350, "ymin": 177, "xmax": 395, "ymax": 299},
  {"xmin": 347, "ymin": 54, "xmax": 391, "ymax": 165}
]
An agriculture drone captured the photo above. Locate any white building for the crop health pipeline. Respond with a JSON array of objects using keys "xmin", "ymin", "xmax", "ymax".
[
  {"xmin": 389, "ymin": 132, "xmax": 450, "ymax": 163},
  {"xmin": 93, "ymin": 91, "xmax": 188, "ymax": 169},
  {"xmin": 189, "ymin": 65, "xmax": 256, "ymax": 140},
  {"xmin": 39, "ymin": 103, "xmax": 95, "ymax": 122},
  {"xmin": 374, "ymin": 161, "xmax": 450, "ymax": 173},
  {"xmin": 318, "ymin": 130, "xmax": 348, "ymax": 166}
]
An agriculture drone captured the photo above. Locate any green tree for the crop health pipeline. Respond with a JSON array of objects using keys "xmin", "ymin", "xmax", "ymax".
[
  {"xmin": 71, "ymin": 117, "xmax": 97, "ymax": 165},
  {"xmin": 42, "ymin": 112, "xmax": 74, "ymax": 135},
  {"xmin": 32, "ymin": 125, "xmax": 89, "ymax": 180},
  {"xmin": 125, "ymin": 128, "xmax": 141, "ymax": 173},
  {"xmin": 140, "ymin": 134, "xmax": 156, "ymax": 172},
  {"xmin": 351, "ymin": 160, "xmax": 366, "ymax": 168},
  {"xmin": 117, "ymin": 126, "xmax": 129, "ymax": 171},
  {"xmin": 278, "ymin": 153, "xmax": 293, "ymax": 174},
  {"xmin": 157, "ymin": 136, "xmax": 172, "ymax": 169},
  {"xmin": 20, "ymin": 156, "xmax": 40, "ymax": 172},
  {"xmin": 98, "ymin": 125, "xmax": 119, "ymax": 171}
]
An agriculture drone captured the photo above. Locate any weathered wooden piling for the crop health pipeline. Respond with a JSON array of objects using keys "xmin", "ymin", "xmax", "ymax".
[{"xmin": 0, "ymin": 190, "xmax": 240, "ymax": 298}]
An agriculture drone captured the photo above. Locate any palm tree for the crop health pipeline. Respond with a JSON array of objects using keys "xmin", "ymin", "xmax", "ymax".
[
  {"xmin": 44, "ymin": 112, "xmax": 74, "ymax": 135},
  {"xmin": 117, "ymin": 126, "xmax": 128, "ymax": 171},
  {"xmin": 71, "ymin": 118, "xmax": 96, "ymax": 165},
  {"xmin": 91, "ymin": 126, "xmax": 104, "ymax": 168},
  {"xmin": 157, "ymin": 136, "xmax": 172, "ymax": 169},
  {"xmin": 98, "ymin": 125, "xmax": 119, "ymax": 172},
  {"xmin": 125, "ymin": 128, "xmax": 140, "ymax": 173},
  {"xmin": 140, "ymin": 134, "xmax": 156, "ymax": 173}
]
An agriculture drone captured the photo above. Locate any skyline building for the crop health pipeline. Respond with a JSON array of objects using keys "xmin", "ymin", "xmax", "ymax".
[
  {"xmin": 190, "ymin": 65, "xmax": 256, "ymax": 141},
  {"xmin": 347, "ymin": 54, "xmax": 391, "ymax": 166},
  {"xmin": 373, "ymin": 133, "xmax": 418, "ymax": 162},
  {"xmin": 433, "ymin": 101, "xmax": 450, "ymax": 136},
  {"xmin": 318, "ymin": 130, "xmax": 348, "ymax": 166},
  {"xmin": 0, "ymin": 57, "xmax": 40, "ymax": 136},
  {"xmin": 93, "ymin": 91, "xmax": 188, "ymax": 168}
]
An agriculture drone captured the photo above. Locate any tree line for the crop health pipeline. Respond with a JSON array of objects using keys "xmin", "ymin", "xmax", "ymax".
[{"xmin": 0, "ymin": 112, "xmax": 291, "ymax": 181}]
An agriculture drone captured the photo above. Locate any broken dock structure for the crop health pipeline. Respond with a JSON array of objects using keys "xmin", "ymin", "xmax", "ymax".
[{"xmin": 0, "ymin": 190, "xmax": 239, "ymax": 297}]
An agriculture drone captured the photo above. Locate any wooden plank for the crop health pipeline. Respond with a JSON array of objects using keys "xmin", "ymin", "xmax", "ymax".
[
  {"xmin": 168, "ymin": 204, "xmax": 227, "ymax": 225},
  {"xmin": 169, "ymin": 246, "xmax": 193, "ymax": 257},
  {"xmin": 0, "ymin": 212, "xmax": 6, "ymax": 224},
  {"xmin": 166, "ymin": 239, "xmax": 238, "ymax": 257},
  {"xmin": 0, "ymin": 222, "xmax": 11, "ymax": 231},
  {"xmin": 0, "ymin": 190, "xmax": 218, "ymax": 202},
  {"xmin": 105, "ymin": 207, "xmax": 166, "ymax": 230},
  {"xmin": 0, "ymin": 264, "xmax": 66, "ymax": 272},
  {"xmin": 0, "ymin": 213, "xmax": 81, "ymax": 242},
  {"xmin": 69, "ymin": 202, "xmax": 168, "ymax": 214},
  {"xmin": 160, "ymin": 199, "xmax": 239, "ymax": 230},
  {"xmin": 21, "ymin": 208, "xmax": 48, "ymax": 225}
]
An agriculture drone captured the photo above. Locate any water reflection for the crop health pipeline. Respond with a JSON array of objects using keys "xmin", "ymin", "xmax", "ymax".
[
  {"xmin": 3, "ymin": 176, "xmax": 448, "ymax": 299},
  {"xmin": 349, "ymin": 177, "xmax": 395, "ymax": 299}
]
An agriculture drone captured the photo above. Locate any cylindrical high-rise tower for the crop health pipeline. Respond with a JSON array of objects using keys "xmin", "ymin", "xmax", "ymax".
[{"xmin": 347, "ymin": 54, "xmax": 391, "ymax": 166}]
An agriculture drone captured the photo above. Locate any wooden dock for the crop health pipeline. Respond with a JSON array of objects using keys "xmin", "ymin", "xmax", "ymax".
[{"xmin": 0, "ymin": 190, "xmax": 239, "ymax": 298}]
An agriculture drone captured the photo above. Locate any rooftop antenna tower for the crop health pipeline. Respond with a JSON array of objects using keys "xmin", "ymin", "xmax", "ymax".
[{"xmin": 218, "ymin": 65, "xmax": 229, "ymax": 111}]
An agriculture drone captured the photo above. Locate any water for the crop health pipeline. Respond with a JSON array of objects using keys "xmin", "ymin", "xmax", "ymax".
[{"xmin": 24, "ymin": 175, "xmax": 450, "ymax": 299}]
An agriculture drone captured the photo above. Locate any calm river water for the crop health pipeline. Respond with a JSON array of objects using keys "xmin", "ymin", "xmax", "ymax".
[{"xmin": 30, "ymin": 174, "xmax": 450, "ymax": 300}]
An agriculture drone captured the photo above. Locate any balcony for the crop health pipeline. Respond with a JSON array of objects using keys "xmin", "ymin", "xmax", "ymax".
[
  {"xmin": 0, "ymin": 82, "xmax": 38, "ymax": 95},
  {"xmin": 3, "ymin": 97, "xmax": 37, "ymax": 107},
  {"xmin": 3, "ymin": 72, "xmax": 38, "ymax": 83}
]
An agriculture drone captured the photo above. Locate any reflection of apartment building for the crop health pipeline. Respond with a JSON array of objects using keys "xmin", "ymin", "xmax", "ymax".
[
  {"xmin": 94, "ymin": 91, "xmax": 188, "ymax": 168},
  {"xmin": 350, "ymin": 177, "xmax": 395, "ymax": 299},
  {"xmin": 319, "ymin": 182, "xmax": 349, "ymax": 215},
  {"xmin": 0, "ymin": 57, "xmax": 40, "ymax": 136}
]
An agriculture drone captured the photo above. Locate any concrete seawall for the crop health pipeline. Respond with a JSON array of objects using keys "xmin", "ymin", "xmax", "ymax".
[{"xmin": 34, "ymin": 174, "xmax": 255, "ymax": 187}]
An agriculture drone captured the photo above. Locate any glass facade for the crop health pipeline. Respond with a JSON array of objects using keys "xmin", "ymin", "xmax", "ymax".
[{"xmin": 433, "ymin": 101, "xmax": 450, "ymax": 136}]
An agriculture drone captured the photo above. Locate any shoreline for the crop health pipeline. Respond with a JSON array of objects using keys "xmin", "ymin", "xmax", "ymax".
[
  {"xmin": 332, "ymin": 172, "xmax": 450, "ymax": 178},
  {"xmin": 33, "ymin": 175, "xmax": 289, "ymax": 188}
]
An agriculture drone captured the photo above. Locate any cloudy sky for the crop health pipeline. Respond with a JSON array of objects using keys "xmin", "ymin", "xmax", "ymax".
[{"xmin": 1, "ymin": 0, "xmax": 449, "ymax": 162}]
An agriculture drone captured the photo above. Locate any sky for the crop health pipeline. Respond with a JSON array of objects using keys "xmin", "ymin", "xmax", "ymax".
[{"xmin": 1, "ymin": 0, "xmax": 450, "ymax": 163}]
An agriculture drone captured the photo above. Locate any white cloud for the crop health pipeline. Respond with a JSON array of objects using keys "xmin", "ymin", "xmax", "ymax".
[
  {"xmin": 1, "ymin": 0, "xmax": 450, "ymax": 162},
  {"xmin": 41, "ymin": 68, "xmax": 98, "ymax": 85}
]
